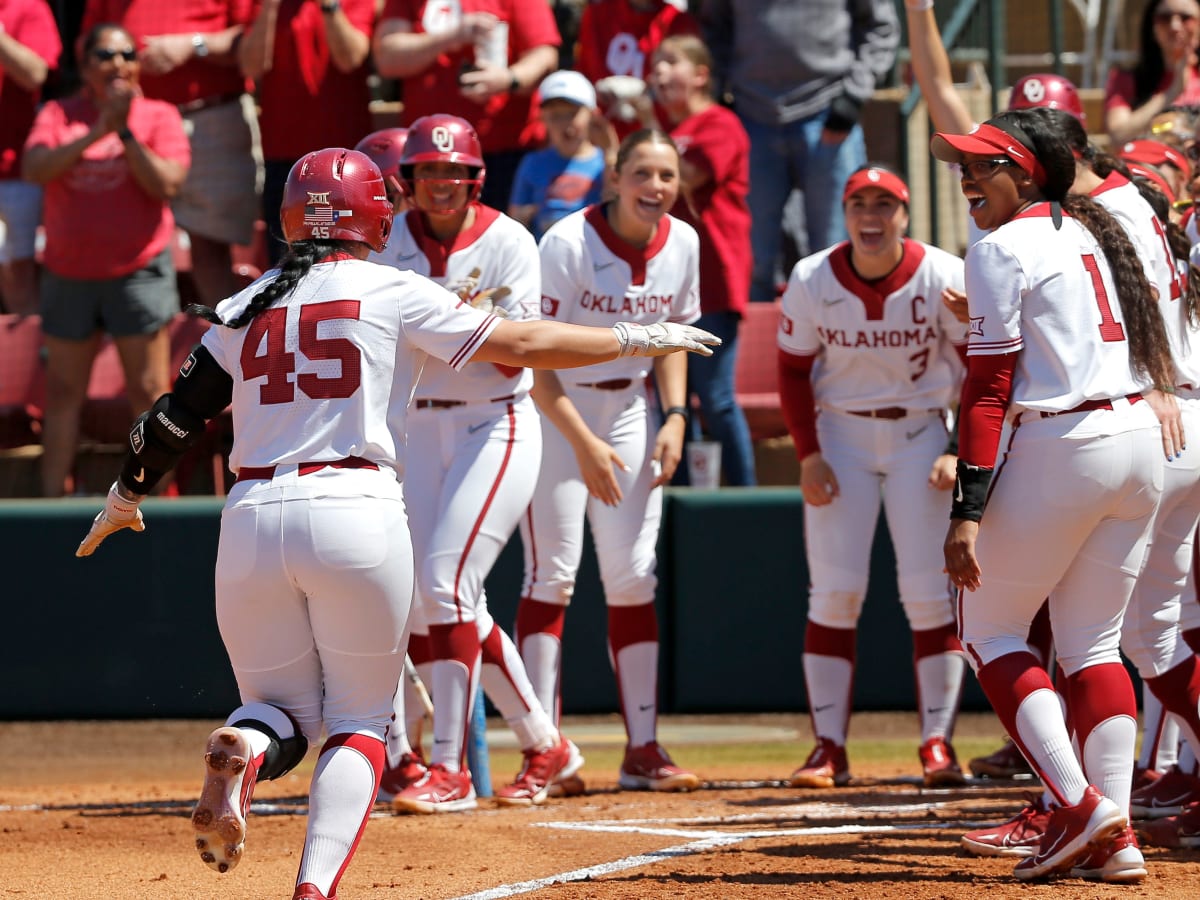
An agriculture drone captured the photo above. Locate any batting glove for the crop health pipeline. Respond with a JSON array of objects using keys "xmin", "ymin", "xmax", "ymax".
[
  {"xmin": 612, "ymin": 322, "xmax": 722, "ymax": 358},
  {"xmin": 76, "ymin": 481, "xmax": 146, "ymax": 557},
  {"xmin": 470, "ymin": 285, "xmax": 512, "ymax": 318}
]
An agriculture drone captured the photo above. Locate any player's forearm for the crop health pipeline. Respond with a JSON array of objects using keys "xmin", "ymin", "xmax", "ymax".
[
  {"xmin": 478, "ymin": 319, "xmax": 622, "ymax": 369},
  {"xmin": 652, "ymin": 349, "xmax": 687, "ymax": 410},
  {"xmin": 530, "ymin": 370, "xmax": 600, "ymax": 453},
  {"xmin": 904, "ymin": 3, "xmax": 974, "ymax": 134}
]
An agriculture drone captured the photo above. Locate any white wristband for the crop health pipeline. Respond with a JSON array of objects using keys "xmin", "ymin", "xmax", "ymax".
[
  {"xmin": 611, "ymin": 322, "xmax": 648, "ymax": 357},
  {"xmin": 906, "ymin": 0, "xmax": 934, "ymax": 10}
]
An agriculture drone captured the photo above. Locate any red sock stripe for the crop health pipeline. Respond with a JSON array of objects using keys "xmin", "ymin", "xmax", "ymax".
[
  {"xmin": 805, "ymin": 621, "xmax": 856, "ymax": 661},
  {"xmin": 911, "ymin": 622, "xmax": 961, "ymax": 660},
  {"xmin": 1028, "ymin": 600, "xmax": 1053, "ymax": 667},
  {"xmin": 1056, "ymin": 663, "xmax": 1073, "ymax": 737},
  {"xmin": 428, "ymin": 622, "xmax": 481, "ymax": 667},
  {"xmin": 479, "ymin": 623, "xmax": 533, "ymax": 714},
  {"xmin": 316, "ymin": 732, "xmax": 384, "ymax": 896},
  {"xmin": 1145, "ymin": 656, "xmax": 1200, "ymax": 734},
  {"xmin": 406, "ymin": 631, "xmax": 434, "ymax": 666},
  {"xmin": 516, "ymin": 597, "xmax": 566, "ymax": 643},
  {"xmin": 607, "ymin": 602, "xmax": 659, "ymax": 654},
  {"xmin": 1066, "ymin": 662, "xmax": 1136, "ymax": 754}
]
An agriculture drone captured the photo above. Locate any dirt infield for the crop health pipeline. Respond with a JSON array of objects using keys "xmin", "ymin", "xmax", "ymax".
[{"xmin": 3, "ymin": 715, "xmax": 1199, "ymax": 899}]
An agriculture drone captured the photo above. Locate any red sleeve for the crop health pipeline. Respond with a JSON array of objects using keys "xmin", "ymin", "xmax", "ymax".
[
  {"xmin": 508, "ymin": 0, "xmax": 561, "ymax": 53},
  {"xmin": 958, "ymin": 352, "xmax": 1017, "ymax": 468},
  {"xmin": 1104, "ymin": 68, "xmax": 1135, "ymax": 111},
  {"xmin": 778, "ymin": 348, "xmax": 820, "ymax": 461},
  {"xmin": 574, "ymin": 4, "xmax": 600, "ymax": 81},
  {"xmin": 17, "ymin": 0, "xmax": 62, "ymax": 67}
]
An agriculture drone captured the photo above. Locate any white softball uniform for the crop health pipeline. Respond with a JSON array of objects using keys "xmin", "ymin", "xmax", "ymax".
[
  {"xmin": 777, "ymin": 239, "xmax": 967, "ymax": 631},
  {"xmin": 521, "ymin": 205, "xmax": 700, "ymax": 608},
  {"xmin": 201, "ymin": 258, "xmax": 499, "ymax": 744},
  {"xmin": 957, "ymin": 204, "xmax": 1163, "ymax": 677}
]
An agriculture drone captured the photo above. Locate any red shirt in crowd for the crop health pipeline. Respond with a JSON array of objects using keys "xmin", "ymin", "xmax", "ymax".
[
  {"xmin": 382, "ymin": 0, "xmax": 561, "ymax": 153},
  {"xmin": 668, "ymin": 103, "xmax": 750, "ymax": 316},
  {"xmin": 0, "ymin": 0, "xmax": 62, "ymax": 180},
  {"xmin": 575, "ymin": 0, "xmax": 698, "ymax": 83},
  {"xmin": 25, "ymin": 96, "xmax": 191, "ymax": 279},
  {"xmin": 251, "ymin": 0, "xmax": 375, "ymax": 161},
  {"xmin": 1105, "ymin": 64, "xmax": 1200, "ymax": 111},
  {"xmin": 80, "ymin": 0, "xmax": 254, "ymax": 106}
]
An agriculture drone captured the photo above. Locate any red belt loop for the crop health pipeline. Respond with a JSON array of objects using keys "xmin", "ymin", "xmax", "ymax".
[
  {"xmin": 415, "ymin": 394, "xmax": 515, "ymax": 410},
  {"xmin": 577, "ymin": 378, "xmax": 634, "ymax": 391},
  {"xmin": 846, "ymin": 407, "xmax": 909, "ymax": 420},
  {"xmin": 237, "ymin": 455, "xmax": 379, "ymax": 482}
]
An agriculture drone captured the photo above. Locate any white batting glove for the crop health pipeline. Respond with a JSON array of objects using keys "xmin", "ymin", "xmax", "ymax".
[
  {"xmin": 612, "ymin": 322, "xmax": 722, "ymax": 358},
  {"xmin": 76, "ymin": 481, "xmax": 146, "ymax": 557},
  {"xmin": 469, "ymin": 285, "xmax": 512, "ymax": 318},
  {"xmin": 446, "ymin": 266, "xmax": 483, "ymax": 303}
]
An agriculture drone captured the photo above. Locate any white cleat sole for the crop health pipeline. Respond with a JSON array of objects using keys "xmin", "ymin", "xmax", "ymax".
[{"xmin": 192, "ymin": 727, "xmax": 251, "ymax": 874}]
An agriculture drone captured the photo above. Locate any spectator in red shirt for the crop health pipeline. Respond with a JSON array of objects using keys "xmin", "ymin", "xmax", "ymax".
[
  {"xmin": 574, "ymin": 0, "xmax": 697, "ymax": 140},
  {"xmin": 22, "ymin": 22, "xmax": 190, "ymax": 497},
  {"xmin": 0, "ymin": 0, "xmax": 61, "ymax": 315},
  {"xmin": 239, "ymin": 0, "xmax": 374, "ymax": 266},
  {"xmin": 372, "ymin": 0, "xmax": 560, "ymax": 209},
  {"xmin": 80, "ymin": 0, "xmax": 262, "ymax": 309},
  {"xmin": 643, "ymin": 33, "xmax": 755, "ymax": 485}
]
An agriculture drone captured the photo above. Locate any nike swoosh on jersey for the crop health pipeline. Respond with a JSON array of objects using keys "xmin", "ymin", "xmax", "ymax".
[
  {"xmin": 594, "ymin": 261, "xmax": 615, "ymax": 271},
  {"xmin": 906, "ymin": 425, "xmax": 930, "ymax": 441},
  {"xmin": 467, "ymin": 421, "xmax": 491, "ymax": 434},
  {"xmin": 397, "ymin": 252, "xmax": 419, "ymax": 262},
  {"xmin": 814, "ymin": 703, "xmax": 835, "ymax": 712},
  {"xmin": 822, "ymin": 297, "xmax": 845, "ymax": 306}
]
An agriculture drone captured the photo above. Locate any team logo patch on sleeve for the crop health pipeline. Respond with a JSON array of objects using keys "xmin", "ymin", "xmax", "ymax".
[
  {"xmin": 781, "ymin": 315, "xmax": 794, "ymax": 335},
  {"xmin": 969, "ymin": 316, "xmax": 985, "ymax": 336},
  {"xmin": 541, "ymin": 296, "xmax": 560, "ymax": 317},
  {"xmin": 180, "ymin": 351, "xmax": 197, "ymax": 378}
]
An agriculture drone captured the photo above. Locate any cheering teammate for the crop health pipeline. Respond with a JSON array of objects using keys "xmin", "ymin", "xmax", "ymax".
[
  {"xmin": 371, "ymin": 114, "xmax": 583, "ymax": 812},
  {"xmin": 777, "ymin": 165, "xmax": 969, "ymax": 789},
  {"xmin": 73, "ymin": 147, "xmax": 717, "ymax": 899},
  {"xmin": 516, "ymin": 129, "xmax": 702, "ymax": 792}
]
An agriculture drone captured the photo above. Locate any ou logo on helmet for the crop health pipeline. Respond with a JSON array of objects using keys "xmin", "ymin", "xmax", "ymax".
[
  {"xmin": 432, "ymin": 126, "xmax": 455, "ymax": 154},
  {"xmin": 1021, "ymin": 79, "xmax": 1046, "ymax": 104}
]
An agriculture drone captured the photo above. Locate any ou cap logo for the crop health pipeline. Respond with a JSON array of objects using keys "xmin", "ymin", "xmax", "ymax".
[
  {"xmin": 431, "ymin": 126, "xmax": 455, "ymax": 154},
  {"xmin": 1022, "ymin": 78, "xmax": 1046, "ymax": 104},
  {"xmin": 867, "ymin": 169, "xmax": 882, "ymax": 182},
  {"xmin": 308, "ymin": 191, "xmax": 331, "ymax": 204}
]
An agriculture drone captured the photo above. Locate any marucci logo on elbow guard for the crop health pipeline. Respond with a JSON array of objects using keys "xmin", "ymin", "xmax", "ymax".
[{"xmin": 155, "ymin": 411, "xmax": 189, "ymax": 440}]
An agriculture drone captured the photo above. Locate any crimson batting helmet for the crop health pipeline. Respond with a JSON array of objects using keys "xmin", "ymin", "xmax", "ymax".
[
  {"xmin": 1007, "ymin": 73, "xmax": 1086, "ymax": 127},
  {"xmin": 280, "ymin": 148, "xmax": 393, "ymax": 252},
  {"xmin": 353, "ymin": 127, "xmax": 410, "ymax": 184},
  {"xmin": 399, "ymin": 114, "xmax": 486, "ymax": 209}
]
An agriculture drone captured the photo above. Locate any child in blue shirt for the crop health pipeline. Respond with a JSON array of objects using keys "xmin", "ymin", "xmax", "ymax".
[{"xmin": 509, "ymin": 70, "xmax": 609, "ymax": 241}]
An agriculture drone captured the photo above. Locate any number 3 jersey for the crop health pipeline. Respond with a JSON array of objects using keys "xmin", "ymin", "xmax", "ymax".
[
  {"xmin": 778, "ymin": 238, "xmax": 967, "ymax": 411},
  {"xmin": 202, "ymin": 258, "xmax": 500, "ymax": 479}
]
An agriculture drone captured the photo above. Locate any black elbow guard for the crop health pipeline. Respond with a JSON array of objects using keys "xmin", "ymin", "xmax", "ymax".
[
  {"xmin": 119, "ymin": 394, "xmax": 208, "ymax": 495},
  {"xmin": 174, "ymin": 344, "xmax": 234, "ymax": 420}
]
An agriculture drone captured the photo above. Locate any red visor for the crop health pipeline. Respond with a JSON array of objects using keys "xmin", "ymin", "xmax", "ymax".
[
  {"xmin": 843, "ymin": 167, "xmax": 910, "ymax": 204},
  {"xmin": 1120, "ymin": 139, "xmax": 1191, "ymax": 180},
  {"xmin": 930, "ymin": 123, "xmax": 1048, "ymax": 187},
  {"xmin": 1124, "ymin": 161, "xmax": 1177, "ymax": 206}
]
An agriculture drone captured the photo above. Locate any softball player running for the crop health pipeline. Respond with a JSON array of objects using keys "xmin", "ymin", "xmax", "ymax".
[
  {"xmin": 935, "ymin": 110, "xmax": 1176, "ymax": 881},
  {"xmin": 777, "ymin": 166, "xmax": 969, "ymax": 789},
  {"xmin": 74, "ymin": 147, "xmax": 718, "ymax": 900},
  {"xmin": 371, "ymin": 115, "xmax": 583, "ymax": 812},
  {"xmin": 516, "ymin": 129, "xmax": 702, "ymax": 793}
]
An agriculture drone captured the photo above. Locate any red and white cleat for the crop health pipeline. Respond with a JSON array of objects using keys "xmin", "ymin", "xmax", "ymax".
[
  {"xmin": 618, "ymin": 741, "xmax": 700, "ymax": 792},
  {"xmin": 1013, "ymin": 786, "xmax": 1126, "ymax": 881},
  {"xmin": 392, "ymin": 763, "xmax": 477, "ymax": 815},
  {"xmin": 788, "ymin": 737, "xmax": 850, "ymax": 788},
  {"xmin": 1130, "ymin": 764, "xmax": 1200, "ymax": 819},
  {"xmin": 546, "ymin": 772, "xmax": 587, "ymax": 798},
  {"xmin": 293, "ymin": 883, "xmax": 335, "ymax": 899},
  {"xmin": 192, "ymin": 726, "xmax": 258, "ymax": 874},
  {"xmin": 968, "ymin": 738, "xmax": 1033, "ymax": 779},
  {"xmin": 919, "ymin": 736, "xmax": 966, "ymax": 787},
  {"xmin": 495, "ymin": 736, "xmax": 584, "ymax": 807},
  {"xmin": 961, "ymin": 795, "xmax": 1051, "ymax": 857},
  {"xmin": 377, "ymin": 750, "xmax": 429, "ymax": 802},
  {"xmin": 1136, "ymin": 800, "xmax": 1200, "ymax": 848},
  {"xmin": 1070, "ymin": 825, "xmax": 1147, "ymax": 883}
]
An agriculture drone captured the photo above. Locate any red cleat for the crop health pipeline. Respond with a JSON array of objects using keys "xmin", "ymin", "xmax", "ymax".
[
  {"xmin": 618, "ymin": 741, "xmax": 700, "ymax": 792},
  {"xmin": 1013, "ymin": 786, "xmax": 1125, "ymax": 881},
  {"xmin": 961, "ymin": 794, "xmax": 1050, "ymax": 857},
  {"xmin": 1070, "ymin": 825, "xmax": 1147, "ymax": 883},
  {"xmin": 495, "ymin": 736, "xmax": 584, "ymax": 806},
  {"xmin": 788, "ymin": 737, "xmax": 850, "ymax": 788},
  {"xmin": 919, "ymin": 736, "xmax": 966, "ymax": 787},
  {"xmin": 377, "ymin": 750, "xmax": 429, "ymax": 802},
  {"xmin": 1130, "ymin": 764, "xmax": 1200, "ymax": 818},
  {"xmin": 392, "ymin": 763, "xmax": 477, "ymax": 815},
  {"xmin": 968, "ymin": 738, "xmax": 1033, "ymax": 779}
]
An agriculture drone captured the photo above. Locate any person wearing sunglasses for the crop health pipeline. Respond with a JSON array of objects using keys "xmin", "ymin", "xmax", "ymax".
[
  {"xmin": 1106, "ymin": 1, "xmax": 1200, "ymax": 145},
  {"xmin": 21, "ymin": 22, "xmax": 190, "ymax": 497}
]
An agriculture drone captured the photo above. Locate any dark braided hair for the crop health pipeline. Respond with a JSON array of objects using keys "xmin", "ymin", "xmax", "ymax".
[
  {"xmin": 998, "ymin": 109, "xmax": 1176, "ymax": 389},
  {"xmin": 187, "ymin": 240, "xmax": 353, "ymax": 329}
]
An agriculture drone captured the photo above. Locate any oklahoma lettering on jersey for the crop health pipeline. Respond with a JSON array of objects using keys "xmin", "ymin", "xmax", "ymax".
[
  {"xmin": 539, "ymin": 204, "xmax": 700, "ymax": 386},
  {"xmin": 778, "ymin": 238, "xmax": 967, "ymax": 411},
  {"xmin": 965, "ymin": 203, "xmax": 1148, "ymax": 414},
  {"xmin": 371, "ymin": 204, "xmax": 539, "ymax": 402},
  {"xmin": 202, "ymin": 258, "xmax": 499, "ymax": 479}
]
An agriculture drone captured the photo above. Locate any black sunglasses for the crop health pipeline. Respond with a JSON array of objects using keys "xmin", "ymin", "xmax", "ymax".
[
  {"xmin": 960, "ymin": 158, "xmax": 1017, "ymax": 180},
  {"xmin": 91, "ymin": 47, "xmax": 137, "ymax": 63}
]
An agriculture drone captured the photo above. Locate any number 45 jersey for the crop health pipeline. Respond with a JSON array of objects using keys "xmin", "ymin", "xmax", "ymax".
[
  {"xmin": 778, "ymin": 238, "xmax": 967, "ymax": 412},
  {"xmin": 201, "ymin": 257, "xmax": 499, "ymax": 480}
]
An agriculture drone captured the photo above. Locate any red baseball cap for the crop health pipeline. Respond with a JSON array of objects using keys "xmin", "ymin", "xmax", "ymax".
[
  {"xmin": 930, "ymin": 119, "xmax": 1048, "ymax": 187},
  {"xmin": 1119, "ymin": 139, "xmax": 1191, "ymax": 180},
  {"xmin": 842, "ymin": 167, "xmax": 910, "ymax": 204},
  {"xmin": 1124, "ymin": 161, "xmax": 1177, "ymax": 206}
]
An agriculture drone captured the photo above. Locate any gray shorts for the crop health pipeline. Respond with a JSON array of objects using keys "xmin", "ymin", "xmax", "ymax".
[
  {"xmin": 40, "ymin": 248, "xmax": 179, "ymax": 340},
  {"xmin": 174, "ymin": 94, "xmax": 263, "ymax": 246}
]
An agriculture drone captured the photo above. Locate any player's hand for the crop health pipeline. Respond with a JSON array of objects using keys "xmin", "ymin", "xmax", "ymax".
[
  {"xmin": 928, "ymin": 453, "xmax": 957, "ymax": 490},
  {"xmin": 470, "ymin": 285, "xmax": 512, "ymax": 318},
  {"xmin": 941, "ymin": 287, "xmax": 969, "ymax": 324},
  {"xmin": 943, "ymin": 517, "xmax": 981, "ymax": 591},
  {"xmin": 1145, "ymin": 388, "xmax": 1186, "ymax": 460},
  {"xmin": 575, "ymin": 435, "xmax": 628, "ymax": 507},
  {"xmin": 651, "ymin": 415, "xmax": 686, "ymax": 487},
  {"xmin": 76, "ymin": 481, "xmax": 146, "ymax": 557},
  {"xmin": 612, "ymin": 322, "xmax": 721, "ymax": 357},
  {"xmin": 799, "ymin": 453, "xmax": 839, "ymax": 506},
  {"xmin": 447, "ymin": 267, "xmax": 483, "ymax": 303}
]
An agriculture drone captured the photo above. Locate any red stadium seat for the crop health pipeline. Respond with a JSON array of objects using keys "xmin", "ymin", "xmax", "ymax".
[
  {"xmin": 0, "ymin": 314, "xmax": 47, "ymax": 448},
  {"xmin": 734, "ymin": 301, "xmax": 788, "ymax": 441}
]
